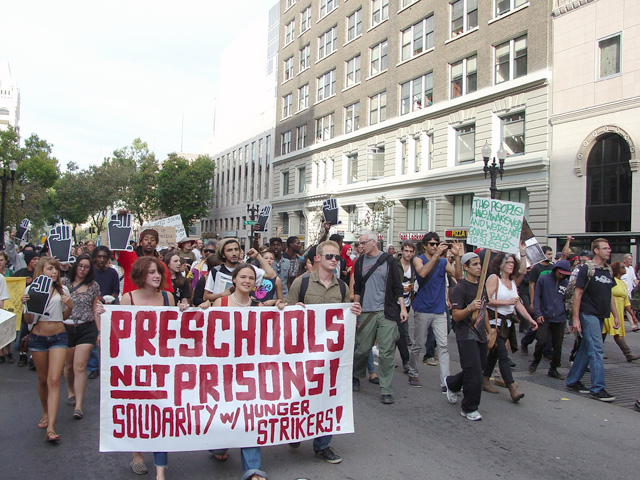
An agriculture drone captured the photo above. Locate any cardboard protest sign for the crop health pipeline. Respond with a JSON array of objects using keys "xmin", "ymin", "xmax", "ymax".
[
  {"xmin": 154, "ymin": 227, "xmax": 177, "ymax": 249},
  {"xmin": 15, "ymin": 218, "xmax": 30, "ymax": 243},
  {"xmin": 5, "ymin": 277, "xmax": 26, "ymax": 330},
  {"xmin": 256, "ymin": 206, "xmax": 271, "ymax": 234},
  {"xmin": 144, "ymin": 215, "xmax": 187, "ymax": 243},
  {"xmin": 467, "ymin": 198, "xmax": 525, "ymax": 254},
  {"xmin": 100, "ymin": 304, "xmax": 356, "ymax": 452},
  {"xmin": 48, "ymin": 224, "xmax": 76, "ymax": 263},
  {"xmin": 108, "ymin": 213, "xmax": 134, "ymax": 252},
  {"xmin": 26, "ymin": 275, "xmax": 53, "ymax": 317},
  {"xmin": 519, "ymin": 219, "xmax": 546, "ymax": 266},
  {"xmin": 0, "ymin": 309, "xmax": 17, "ymax": 349},
  {"xmin": 321, "ymin": 198, "xmax": 341, "ymax": 226}
]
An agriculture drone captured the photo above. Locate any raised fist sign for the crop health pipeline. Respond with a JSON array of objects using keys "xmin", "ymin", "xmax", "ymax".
[
  {"xmin": 322, "ymin": 198, "xmax": 341, "ymax": 226},
  {"xmin": 256, "ymin": 205, "xmax": 271, "ymax": 233},
  {"xmin": 48, "ymin": 224, "xmax": 75, "ymax": 263},
  {"xmin": 15, "ymin": 218, "xmax": 31, "ymax": 243},
  {"xmin": 107, "ymin": 213, "xmax": 134, "ymax": 251},
  {"xmin": 26, "ymin": 275, "xmax": 53, "ymax": 316}
]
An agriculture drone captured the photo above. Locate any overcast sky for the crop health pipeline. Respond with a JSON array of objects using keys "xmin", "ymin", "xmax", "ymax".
[{"xmin": 0, "ymin": 0, "xmax": 272, "ymax": 170}]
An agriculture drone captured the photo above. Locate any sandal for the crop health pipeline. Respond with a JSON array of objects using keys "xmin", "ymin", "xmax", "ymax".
[
  {"xmin": 632, "ymin": 325, "xmax": 640, "ymax": 332},
  {"xmin": 213, "ymin": 452, "xmax": 228, "ymax": 462},
  {"xmin": 73, "ymin": 409, "xmax": 83, "ymax": 420},
  {"xmin": 130, "ymin": 461, "xmax": 148, "ymax": 475},
  {"xmin": 66, "ymin": 396, "xmax": 76, "ymax": 406},
  {"xmin": 46, "ymin": 431, "xmax": 61, "ymax": 443},
  {"xmin": 37, "ymin": 418, "xmax": 49, "ymax": 429}
]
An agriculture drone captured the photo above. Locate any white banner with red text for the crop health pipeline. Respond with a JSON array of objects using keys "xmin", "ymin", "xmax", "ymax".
[{"xmin": 99, "ymin": 304, "xmax": 356, "ymax": 452}]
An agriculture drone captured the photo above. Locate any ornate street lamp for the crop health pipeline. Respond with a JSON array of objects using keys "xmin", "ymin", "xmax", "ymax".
[
  {"xmin": 482, "ymin": 141, "xmax": 507, "ymax": 199},
  {"xmin": 0, "ymin": 158, "xmax": 18, "ymax": 249}
]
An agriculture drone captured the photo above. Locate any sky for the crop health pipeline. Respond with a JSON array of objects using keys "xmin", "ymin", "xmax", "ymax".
[{"xmin": 0, "ymin": 0, "xmax": 273, "ymax": 170}]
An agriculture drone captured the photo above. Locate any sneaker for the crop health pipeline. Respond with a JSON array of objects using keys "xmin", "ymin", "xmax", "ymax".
[
  {"xmin": 520, "ymin": 343, "xmax": 528, "ymax": 355},
  {"xmin": 380, "ymin": 394, "xmax": 394, "ymax": 404},
  {"xmin": 461, "ymin": 410, "xmax": 482, "ymax": 421},
  {"xmin": 88, "ymin": 370, "xmax": 99, "ymax": 379},
  {"xmin": 352, "ymin": 377, "xmax": 360, "ymax": 392},
  {"xmin": 509, "ymin": 358, "xmax": 516, "ymax": 368},
  {"xmin": 529, "ymin": 361, "xmax": 539, "ymax": 374},
  {"xmin": 567, "ymin": 381, "xmax": 589, "ymax": 394},
  {"xmin": 444, "ymin": 378, "xmax": 457, "ymax": 404},
  {"xmin": 288, "ymin": 442, "xmax": 301, "ymax": 450},
  {"xmin": 589, "ymin": 389, "xmax": 616, "ymax": 402},
  {"xmin": 441, "ymin": 385, "xmax": 447, "ymax": 394},
  {"xmin": 408, "ymin": 376, "xmax": 422, "ymax": 387},
  {"xmin": 426, "ymin": 357, "xmax": 438, "ymax": 366},
  {"xmin": 314, "ymin": 446, "xmax": 342, "ymax": 464}
]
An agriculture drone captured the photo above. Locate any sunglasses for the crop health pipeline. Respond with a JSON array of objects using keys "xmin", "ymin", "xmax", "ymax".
[
  {"xmin": 323, "ymin": 254, "xmax": 341, "ymax": 261},
  {"xmin": 203, "ymin": 249, "xmax": 215, "ymax": 253},
  {"xmin": 427, "ymin": 241, "xmax": 439, "ymax": 246}
]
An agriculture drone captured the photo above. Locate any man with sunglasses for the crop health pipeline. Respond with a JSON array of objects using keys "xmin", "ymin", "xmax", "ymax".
[
  {"xmin": 283, "ymin": 240, "xmax": 361, "ymax": 464},
  {"xmin": 408, "ymin": 233, "xmax": 462, "ymax": 393},
  {"xmin": 190, "ymin": 240, "xmax": 217, "ymax": 289},
  {"xmin": 352, "ymin": 231, "xmax": 408, "ymax": 404}
]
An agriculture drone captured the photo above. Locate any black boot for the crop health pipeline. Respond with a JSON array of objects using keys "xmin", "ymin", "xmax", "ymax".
[
  {"xmin": 17, "ymin": 353, "xmax": 27, "ymax": 367},
  {"xmin": 547, "ymin": 367, "xmax": 565, "ymax": 380}
]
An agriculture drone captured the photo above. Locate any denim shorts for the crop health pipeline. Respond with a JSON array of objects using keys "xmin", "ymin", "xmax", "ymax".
[
  {"xmin": 65, "ymin": 322, "xmax": 98, "ymax": 348},
  {"xmin": 29, "ymin": 332, "xmax": 68, "ymax": 352}
]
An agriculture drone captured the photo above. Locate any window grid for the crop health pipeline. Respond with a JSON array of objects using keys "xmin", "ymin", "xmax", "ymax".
[
  {"xmin": 299, "ymin": 45, "xmax": 311, "ymax": 72},
  {"xmin": 501, "ymin": 112, "xmax": 525, "ymax": 156},
  {"xmin": 320, "ymin": 0, "xmax": 338, "ymax": 19},
  {"xmin": 407, "ymin": 199, "xmax": 429, "ymax": 230},
  {"xmin": 400, "ymin": 72, "xmax": 433, "ymax": 115},
  {"xmin": 318, "ymin": 26, "xmax": 338, "ymax": 60},
  {"xmin": 317, "ymin": 69, "xmax": 336, "ymax": 101},
  {"xmin": 401, "ymin": 15, "xmax": 434, "ymax": 62},
  {"xmin": 370, "ymin": 40, "xmax": 388, "ymax": 76},
  {"xmin": 451, "ymin": 0, "xmax": 478, "ymax": 38},
  {"xmin": 296, "ymin": 124, "xmax": 307, "ymax": 149},
  {"xmin": 367, "ymin": 146, "xmax": 385, "ymax": 180},
  {"xmin": 452, "ymin": 194, "xmax": 473, "ymax": 227},
  {"xmin": 345, "ymin": 55, "xmax": 361, "ymax": 88},
  {"xmin": 455, "ymin": 124, "xmax": 475, "ymax": 164},
  {"xmin": 347, "ymin": 153, "xmax": 358, "ymax": 184},
  {"xmin": 495, "ymin": 35, "xmax": 527, "ymax": 84},
  {"xmin": 282, "ymin": 171, "xmax": 290, "ymax": 196},
  {"xmin": 285, "ymin": 19, "xmax": 295, "ymax": 45},
  {"xmin": 347, "ymin": 9, "xmax": 362, "ymax": 42},
  {"xmin": 282, "ymin": 93, "xmax": 293, "ymax": 118},
  {"xmin": 345, "ymin": 102, "xmax": 360, "ymax": 134},
  {"xmin": 450, "ymin": 55, "xmax": 477, "ymax": 98},
  {"xmin": 283, "ymin": 56, "xmax": 294, "ymax": 82},
  {"xmin": 281, "ymin": 131, "xmax": 292, "ymax": 155},
  {"xmin": 495, "ymin": 0, "xmax": 528, "ymax": 17},
  {"xmin": 300, "ymin": 6, "xmax": 312, "ymax": 32},
  {"xmin": 316, "ymin": 113, "xmax": 335, "ymax": 142},
  {"xmin": 298, "ymin": 84, "xmax": 309, "ymax": 111},
  {"xmin": 369, "ymin": 91, "xmax": 387, "ymax": 125},
  {"xmin": 371, "ymin": 0, "xmax": 389, "ymax": 27}
]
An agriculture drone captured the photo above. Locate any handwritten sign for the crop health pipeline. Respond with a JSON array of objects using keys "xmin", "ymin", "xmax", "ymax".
[
  {"xmin": 467, "ymin": 198, "xmax": 524, "ymax": 254},
  {"xmin": 5, "ymin": 277, "xmax": 26, "ymax": 330},
  {"xmin": 154, "ymin": 227, "xmax": 177, "ymax": 249},
  {"xmin": 144, "ymin": 215, "xmax": 186, "ymax": 243},
  {"xmin": 99, "ymin": 304, "xmax": 356, "ymax": 452}
]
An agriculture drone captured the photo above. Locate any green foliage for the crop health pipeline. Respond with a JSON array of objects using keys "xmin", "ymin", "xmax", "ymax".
[
  {"xmin": 156, "ymin": 153, "xmax": 215, "ymax": 230},
  {"xmin": 354, "ymin": 195, "xmax": 394, "ymax": 235}
]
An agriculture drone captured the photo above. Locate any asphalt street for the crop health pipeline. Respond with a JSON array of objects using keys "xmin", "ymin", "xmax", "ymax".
[{"xmin": 1, "ymin": 322, "xmax": 639, "ymax": 480}]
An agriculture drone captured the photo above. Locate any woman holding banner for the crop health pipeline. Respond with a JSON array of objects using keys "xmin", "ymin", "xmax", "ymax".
[
  {"xmin": 209, "ymin": 263, "xmax": 267, "ymax": 480},
  {"xmin": 21, "ymin": 257, "xmax": 73, "ymax": 442},
  {"xmin": 121, "ymin": 256, "xmax": 187, "ymax": 479},
  {"xmin": 483, "ymin": 252, "xmax": 537, "ymax": 403}
]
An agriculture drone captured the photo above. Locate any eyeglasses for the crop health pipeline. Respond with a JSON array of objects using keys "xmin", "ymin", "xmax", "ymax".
[
  {"xmin": 402, "ymin": 249, "xmax": 414, "ymax": 254},
  {"xmin": 77, "ymin": 264, "xmax": 90, "ymax": 270},
  {"xmin": 203, "ymin": 249, "xmax": 215, "ymax": 253},
  {"xmin": 323, "ymin": 254, "xmax": 341, "ymax": 261},
  {"xmin": 427, "ymin": 241, "xmax": 439, "ymax": 246},
  {"xmin": 362, "ymin": 239, "xmax": 375, "ymax": 244}
]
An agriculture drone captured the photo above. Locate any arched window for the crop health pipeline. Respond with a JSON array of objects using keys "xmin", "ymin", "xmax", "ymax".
[
  {"xmin": 0, "ymin": 108, "xmax": 10, "ymax": 115},
  {"xmin": 586, "ymin": 133, "xmax": 632, "ymax": 232}
]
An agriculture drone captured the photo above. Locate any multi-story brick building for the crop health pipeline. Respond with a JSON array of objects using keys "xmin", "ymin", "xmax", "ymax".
[{"xmin": 272, "ymin": 0, "xmax": 552, "ymax": 249}]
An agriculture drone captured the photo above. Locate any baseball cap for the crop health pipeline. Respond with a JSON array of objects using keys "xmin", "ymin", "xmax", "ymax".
[
  {"xmin": 553, "ymin": 259, "xmax": 573, "ymax": 276},
  {"xmin": 461, "ymin": 252, "xmax": 478, "ymax": 266}
]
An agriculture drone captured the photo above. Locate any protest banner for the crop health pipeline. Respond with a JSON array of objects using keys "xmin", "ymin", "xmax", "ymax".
[
  {"xmin": 144, "ymin": 215, "xmax": 187, "ymax": 243},
  {"xmin": 100, "ymin": 304, "xmax": 356, "ymax": 452},
  {"xmin": 0, "ymin": 309, "xmax": 17, "ymax": 349},
  {"xmin": 5, "ymin": 277, "xmax": 26, "ymax": 330},
  {"xmin": 467, "ymin": 198, "xmax": 525, "ymax": 255},
  {"xmin": 154, "ymin": 227, "xmax": 177, "ymax": 249}
]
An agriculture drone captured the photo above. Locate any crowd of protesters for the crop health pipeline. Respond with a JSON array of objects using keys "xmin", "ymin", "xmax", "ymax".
[{"xmin": 2, "ymin": 224, "xmax": 640, "ymax": 479}]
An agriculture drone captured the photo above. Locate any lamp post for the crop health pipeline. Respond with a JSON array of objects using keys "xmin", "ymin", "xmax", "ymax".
[
  {"xmin": 482, "ymin": 141, "xmax": 507, "ymax": 199},
  {"xmin": 247, "ymin": 203, "xmax": 260, "ymax": 249},
  {"xmin": 0, "ymin": 158, "xmax": 18, "ymax": 249}
]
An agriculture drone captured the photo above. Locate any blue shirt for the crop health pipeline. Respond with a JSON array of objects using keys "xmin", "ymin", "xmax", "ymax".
[{"xmin": 413, "ymin": 255, "xmax": 447, "ymax": 314}]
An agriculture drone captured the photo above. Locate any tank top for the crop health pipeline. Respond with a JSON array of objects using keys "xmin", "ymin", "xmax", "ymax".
[
  {"xmin": 128, "ymin": 290, "xmax": 170, "ymax": 306},
  {"xmin": 487, "ymin": 275, "xmax": 518, "ymax": 327},
  {"xmin": 252, "ymin": 278, "xmax": 276, "ymax": 302}
]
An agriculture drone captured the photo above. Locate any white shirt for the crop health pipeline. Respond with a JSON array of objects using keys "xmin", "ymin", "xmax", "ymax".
[
  {"xmin": 204, "ymin": 264, "xmax": 265, "ymax": 295},
  {"xmin": 621, "ymin": 265, "xmax": 637, "ymax": 299},
  {"xmin": 0, "ymin": 275, "xmax": 10, "ymax": 302}
]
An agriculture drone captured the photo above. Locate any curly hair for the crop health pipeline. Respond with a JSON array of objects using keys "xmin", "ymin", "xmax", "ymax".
[{"xmin": 490, "ymin": 252, "xmax": 520, "ymax": 280}]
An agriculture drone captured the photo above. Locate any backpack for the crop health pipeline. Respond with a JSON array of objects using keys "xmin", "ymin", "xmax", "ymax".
[
  {"xmin": 298, "ymin": 273, "xmax": 347, "ymax": 303},
  {"xmin": 564, "ymin": 261, "xmax": 613, "ymax": 313}
]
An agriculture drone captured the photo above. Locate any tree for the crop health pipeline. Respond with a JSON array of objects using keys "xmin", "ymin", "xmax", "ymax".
[
  {"xmin": 353, "ymin": 195, "xmax": 394, "ymax": 236},
  {"xmin": 110, "ymin": 139, "xmax": 159, "ymax": 225},
  {"xmin": 156, "ymin": 153, "xmax": 215, "ymax": 230},
  {"xmin": 53, "ymin": 162, "xmax": 93, "ymax": 242}
]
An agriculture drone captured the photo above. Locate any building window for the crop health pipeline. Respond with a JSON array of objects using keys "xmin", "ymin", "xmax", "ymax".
[
  {"xmin": 367, "ymin": 146, "xmax": 385, "ymax": 180},
  {"xmin": 299, "ymin": 44, "xmax": 311, "ymax": 72},
  {"xmin": 282, "ymin": 212, "xmax": 290, "ymax": 234},
  {"xmin": 407, "ymin": 199, "xmax": 429, "ymax": 230},
  {"xmin": 282, "ymin": 171, "xmax": 290, "ymax": 195},
  {"xmin": 501, "ymin": 112, "xmax": 525, "ymax": 156},
  {"xmin": 298, "ymin": 166, "xmax": 306, "ymax": 193},
  {"xmin": 347, "ymin": 153, "xmax": 358, "ymax": 183},
  {"xmin": 498, "ymin": 189, "xmax": 529, "ymax": 220},
  {"xmin": 371, "ymin": 0, "xmax": 389, "ymax": 27},
  {"xmin": 416, "ymin": 134, "xmax": 426, "ymax": 172},
  {"xmin": 316, "ymin": 113, "xmax": 335, "ymax": 142},
  {"xmin": 281, "ymin": 131, "xmax": 292, "ymax": 155},
  {"xmin": 401, "ymin": 15, "xmax": 434, "ymax": 62},
  {"xmin": 369, "ymin": 91, "xmax": 387, "ymax": 125},
  {"xmin": 345, "ymin": 55, "xmax": 361, "ymax": 88},
  {"xmin": 282, "ymin": 93, "xmax": 293, "ymax": 118},
  {"xmin": 345, "ymin": 102, "xmax": 360, "ymax": 133},
  {"xmin": 283, "ymin": 56, "xmax": 294, "ymax": 82},
  {"xmin": 400, "ymin": 72, "xmax": 433, "ymax": 114},
  {"xmin": 318, "ymin": 26, "xmax": 338, "ymax": 60},
  {"xmin": 301, "ymin": 6, "xmax": 312, "ymax": 32},
  {"xmin": 298, "ymin": 84, "xmax": 309, "ymax": 111},
  {"xmin": 285, "ymin": 19, "xmax": 295, "ymax": 45},
  {"xmin": 452, "ymin": 194, "xmax": 473, "ymax": 227},
  {"xmin": 451, "ymin": 0, "xmax": 478, "ymax": 38},
  {"xmin": 347, "ymin": 9, "xmax": 362, "ymax": 42},
  {"xmin": 455, "ymin": 124, "xmax": 475, "ymax": 164},
  {"xmin": 320, "ymin": 0, "xmax": 338, "ymax": 19},
  {"xmin": 495, "ymin": 35, "xmax": 527, "ymax": 84},
  {"xmin": 317, "ymin": 69, "xmax": 336, "ymax": 101},
  {"xmin": 450, "ymin": 55, "xmax": 477, "ymax": 98},
  {"xmin": 400, "ymin": 139, "xmax": 409, "ymax": 174},
  {"xmin": 370, "ymin": 40, "xmax": 388, "ymax": 76},
  {"xmin": 401, "ymin": 0, "xmax": 418, "ymax": 8},
  {"xmin": 286, "ymin": 0, "xmax": 296, "ymax": 10},
  {"xmin": 598, "ymin": 34, "xmax": 621, "ymax": 80},
  {"xmin": 495, "ymin": 0, "xmax": 527, "ymax": 17},
  {"xmin": 296, "ymin": 124, "xmax": 307, "ymax": 149}
]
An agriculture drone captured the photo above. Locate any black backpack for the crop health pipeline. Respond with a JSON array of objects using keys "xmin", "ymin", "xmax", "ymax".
[{"xmin": 298, "ymin": 274, "xmax": 347, "ymax": 303}]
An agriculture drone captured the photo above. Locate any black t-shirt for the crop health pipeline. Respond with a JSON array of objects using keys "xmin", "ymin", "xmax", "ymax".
[
  {"xmin": 171, "ymin": 276, "xmax": 192, "ymax": 305},
  {"xmin": 576, "ymin": 264, "xmax": 614, "ymax": 319},
  {"xmin": 449, "ymin": 278, "xmax": 488, "ymax": 343},
  {"xmin": 529, "ymin": 262, "xmax": 553, "ymax": 288}
]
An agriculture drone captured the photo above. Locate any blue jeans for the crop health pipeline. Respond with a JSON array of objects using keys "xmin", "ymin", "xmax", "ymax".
[
  {"xmin": 211, "ymin": 448, "xmax": 265, "ymax": 480},
  {"xmin": 313, "ymin": 435, "xmax": 332, "ymax": 451},
  {"xmin": 87, "ymin": 345, "xmax": 99, "ymax": 371},
  {"xmin": 154, "ymin": 452, "xmax": 167, "ymax": 467},
  {"xmin": 566, "ymin": 313, "xmax": 606, "ymax": 394},
  {"xmin": 367, "ymin": 349, "xmax": 375, "ymax": 374}
]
